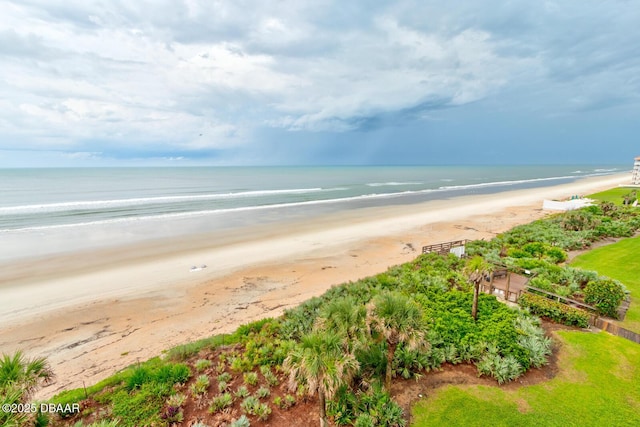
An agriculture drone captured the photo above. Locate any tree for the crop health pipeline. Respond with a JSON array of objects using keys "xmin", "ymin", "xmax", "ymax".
[
  {"xmin": 463, "ymin": 256, "xmax": 494, "ymax": 321},
  {"xmin": 315, "ymin": 296, "xmax": 368, "ymax": 353},
  {"xmin": 366, "ymin": 291, "xmax": 425, "ymax": 392},
  {"xmin": 284, "ymin": 332, "xmax": 359, "ymax": 427}
]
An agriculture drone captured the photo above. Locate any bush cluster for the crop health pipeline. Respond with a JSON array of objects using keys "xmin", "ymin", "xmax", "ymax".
[
  {"xmin": 584, "ymin": 278, "xmax": 627, "ymax": 319},
  {"xmin": 518, "ymin": 293, "xmax": 590, "ymax": 328},
  {"xmin": 327, "ymin": 383, "xmax": 405, "ymax": 426}
]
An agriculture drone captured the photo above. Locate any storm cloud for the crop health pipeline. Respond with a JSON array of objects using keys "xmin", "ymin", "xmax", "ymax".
[{"xmin": 1, "ymin": 0, "xmax": 638, "ymax": 166}]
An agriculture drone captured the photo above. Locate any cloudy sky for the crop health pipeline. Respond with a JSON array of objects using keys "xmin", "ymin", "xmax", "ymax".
[{"xmin": 1, "ymin": 0, "xmax": 639, "ymax": 167}]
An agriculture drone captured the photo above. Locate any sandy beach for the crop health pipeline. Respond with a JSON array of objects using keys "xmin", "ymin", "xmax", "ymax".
[{"xmin": 0, "ymin": 173, "xmax": 630, "ymax": 398}]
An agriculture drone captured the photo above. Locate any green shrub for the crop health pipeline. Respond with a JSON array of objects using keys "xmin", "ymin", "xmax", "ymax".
[
  {"xmin": 518, "ymin": 293, "xmax": 590, "ymax": 328},
  {"xmin": 166, "ymin": 393, "xmax": 186, "ymax": 407},
  {"xmin": 273, "ymin": 394, "xmax": 296, "ymax": 410},
  {"xmin": 584, "ymin": 278, "xmax": 626, "ymax": 318},
  {"xmin": 217, "ymin": 380, "xmax": 229, "ymax": 393},
  {"xmin": 233, "ymin": 318, "xmax": 275, "ymax": 340},
  {"xmin": 190, "ymin": 375, "xmax": 210, "ymax": 396},
  {"xmin": 286, "ymin": 394, "xmax": 296, "ymax": 406},
  {"xmin": 357, "ymin": 383, "xmax": 406, "ymax": 427},
  {"xmin": 528, "ymin": 277, "xmax": 554, "ymax": 293},
  {"xmin": 545, "ymin": 246, "xmax": 568, "ymax": 263},
  {"xmin": 260, "ymin": 365, "xmax": 279, "ymax": 386},
  {"xmin": 229, "ymin": 415, "xmax": 250, "ymax": 427},
  {"xmin": 230, "ymin": 356, "xmax": 253, "ymax": 373},
  {"xmin": 234, "ymin": 385, "xmax": 250, "ymax": 398},
  {"xmin": 217, "ymin": 372, "xmax": 232, "ymax": 383},
  {"xmin": 240, "ymin": 396, "xmax": 260, "ymax": 414},
  {"xmin": 124, "ymin": 363, "xmax": 190, "ymax": 391},
  {"xmin": 354, "ymin": 414, "xmax": 376, "ymax": 427},
  {"xmin": 195, "ymin": 359, "xmax": 212, "ymax": 372},
  {"xmin": 254, "ymin": 403, "xmax": 272, "ymax": 421},
  {"xmin": 477, "ymin": 353, "xmax": 523, "ymax": 384},
  {"xmin": 393, "ymin": 345, "xmax": 430, "ymax": 379},
  {"xmin": 522, "ymin": 242, "xmax": 546, "ymax": 258},
  {"xmin": 208, "ymin": 393, "xmax": 233, "ymax": 413},
  {"xmin": 243, "ymin": 371, "xmax": 258, "ymax": 386},
  {"xmin": 327, "ymin": 386, "xmax": 358, "ymax": 425},
  {"xmin": 154, "ymin": 364, "xmax": 191, "ymax": 385},
  {"xmin": 255, "ymin": 386, "xmax": 270, "ymax": 398}
]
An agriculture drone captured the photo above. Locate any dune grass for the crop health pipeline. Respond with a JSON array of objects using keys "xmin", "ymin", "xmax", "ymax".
[
  {"xmin": 587, "ymin": 187, "xmax": 637, "ymax": 205},
  {"xmin": 571, "ymin": 236, "xmax": 640, "ymax": 334},
  {"xmin": 411, "ymin": 331, "xmax": 640, "ymax": 427}
]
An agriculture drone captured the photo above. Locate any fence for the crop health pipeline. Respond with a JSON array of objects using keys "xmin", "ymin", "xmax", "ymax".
[
  {"xmin": 590, "ymin": 317, "xmax": 640, "ymax": 344},
  {"xmin": 521, "ymin": 286, "xmax": 639, "ymax": 345},
  {"xmin": 422, "ymin": 239, "xmax": 467, "ymax": 255}
]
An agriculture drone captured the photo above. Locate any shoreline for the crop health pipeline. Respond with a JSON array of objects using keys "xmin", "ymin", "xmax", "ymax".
[{"xmin": 0, "ymin": 173, "xmax": 630, "ymax": 398}]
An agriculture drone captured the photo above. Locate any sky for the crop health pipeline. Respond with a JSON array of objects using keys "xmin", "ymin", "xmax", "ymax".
[{"xmin": 0, "ymin": 0, "xmax": 639, "ymax": 167}]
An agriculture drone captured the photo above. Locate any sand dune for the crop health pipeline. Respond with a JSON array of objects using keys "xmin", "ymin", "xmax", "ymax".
[{"xmin": 0, "ymin": 173, "xmax": 630, "ymax": 398}]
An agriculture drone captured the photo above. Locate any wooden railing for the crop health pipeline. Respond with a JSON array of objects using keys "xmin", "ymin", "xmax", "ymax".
[
  {"xmin": 523, "ymin": 285, "xmax": 598, "ymax": 312},
  {"xmin": 422, "ymin": 239, "xmax": 467, "ymax": 255},
  {"xmin": 480, "ymin": 282, "xmax": 520, "ymax": 303}
]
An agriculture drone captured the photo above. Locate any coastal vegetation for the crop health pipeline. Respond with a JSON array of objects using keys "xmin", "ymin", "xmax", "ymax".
[
  {"xmin": 588, "ymin": 186, "xmax": 638, "ymax": 206},
  {"xmin": 411, "ymin": 331, "xmax": 640, "ymax": 427},
  {"xmin": 571, "ymin": 236, "xmax": 640, "ymax": 333},
  {"xmin": 4, "ymin": 193, "xmax": 639, "ymax": 426},
  {"xmin": 0, "ymin": 350, "xmax": 54, "ymax": 427}
]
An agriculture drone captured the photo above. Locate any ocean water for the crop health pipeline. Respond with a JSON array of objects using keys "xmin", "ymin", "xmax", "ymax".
[{"xmin": 0, "ymin": 165, "xmax": 625, "ymax": 262}]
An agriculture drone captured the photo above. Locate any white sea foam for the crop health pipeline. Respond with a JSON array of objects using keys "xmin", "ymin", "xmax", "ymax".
[
  {"xmin": 0, "ymin": 191, "xmax": 427, "ymax": 233},
  {"xmin": 0, "ymin": 187, "xmax": 345, "ymax": 215},
  {"xmin": 437, "ymin": 172, "xmax": 609, "ymax": 190},
  {"xmin": 366, "ymin": 182, "xmax": 422, "ymax": 187},
  {"xmin": 0, "ymin": 171, "xmax": 617, "ymax": 234}
]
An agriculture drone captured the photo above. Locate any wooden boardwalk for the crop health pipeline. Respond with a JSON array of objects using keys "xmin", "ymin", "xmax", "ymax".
[
  {"xmin": 480, "ymin": 271, "xmax": 529, "ymax": 302},
  {"xmin": 422, "ymin": 239, "xmax": 467, "ymax": 256}
]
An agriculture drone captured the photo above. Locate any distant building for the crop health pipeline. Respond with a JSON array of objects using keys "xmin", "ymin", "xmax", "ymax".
[{"xmin": 633, "ymin": 156, "xmax": 640, "ymax": 185}]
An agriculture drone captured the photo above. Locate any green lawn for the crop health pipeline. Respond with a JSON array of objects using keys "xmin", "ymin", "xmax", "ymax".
[
  {"xmin": 411, "ymin": 331, "xmax": 640, "ymax": 427},
  {"xmin": 587, "ymin": 187, "xmax": 637, "ymax": 205},
  {"xmin": 571, "ymin": 236, "xmax": 640, "ymax": 334}
]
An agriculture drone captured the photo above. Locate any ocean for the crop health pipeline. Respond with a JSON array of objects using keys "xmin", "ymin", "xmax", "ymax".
[{"xmin": 0, "ymin": 165, "xmax": 625, "ymax": 262}]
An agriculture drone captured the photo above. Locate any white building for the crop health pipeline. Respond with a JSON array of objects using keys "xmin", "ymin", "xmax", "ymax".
[{"xmin": 633, "ymin": 156, "xmax": 640, "ymax": 185}]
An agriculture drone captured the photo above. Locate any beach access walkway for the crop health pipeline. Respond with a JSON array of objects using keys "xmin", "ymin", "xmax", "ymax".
[{"xmin": 480, "ymin": 269, "xmax": 529, "ymax": 302}]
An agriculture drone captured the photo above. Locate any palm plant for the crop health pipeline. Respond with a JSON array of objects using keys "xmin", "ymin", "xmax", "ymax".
[
  {"xmin": 314, "ymin": 296, "xmax": 368, "ymax": 353},
  {"xmin": 463, "ymin": 256, "xmax": 494, "ymax": 320},
  {"xmin": 283, "ymin": 332, "xmax": 360, "ymax": 427},
  {"xmin": 365, "ymin": 291, "xmax": 426, "ymax": 392},
  {"xmin": 0, "ymin": 351, "xmax": 53, "ymax": 427},
  {"xmin": 1, "ymin": 386, "xmax": 26, "ymax": 427},
  {"xmin": 0, "ymin": 350, "xmax": 54, "ymax": 400}
]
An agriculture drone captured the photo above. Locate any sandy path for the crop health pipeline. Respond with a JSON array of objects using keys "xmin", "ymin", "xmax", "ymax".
[{"xmin": 0, "ymin": 173, "xmax": 629, "ymax": 398}]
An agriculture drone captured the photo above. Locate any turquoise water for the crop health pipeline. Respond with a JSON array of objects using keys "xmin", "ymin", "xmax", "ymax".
[{"xmin": 0, "ymin": 165, "xmax": 625, "ymax": 261}]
